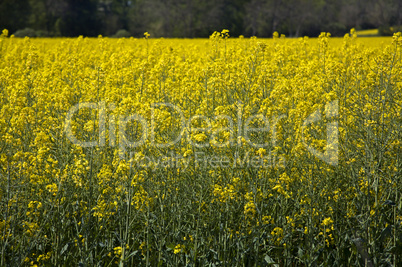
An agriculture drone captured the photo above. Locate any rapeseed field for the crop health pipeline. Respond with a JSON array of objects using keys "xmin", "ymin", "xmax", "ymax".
[{"xmin": 0, "ymin": 29, "xmax": 401, "ymax": 266}]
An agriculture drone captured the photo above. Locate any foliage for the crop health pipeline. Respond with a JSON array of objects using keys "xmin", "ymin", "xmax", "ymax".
[
  {"xmin": 379, "ymin": 25, "xmax": 402, "ymax": 36},
  {"xmin": 113, "ymin": 29, "xmax": 131, "ymax": 38},
  {"xmin": 1, "ymin": 0, "xmax": 402, "ymax": 37},
  {"xmin": 13, "ymin": 28, "xmax": 38, "ymax": 38}
]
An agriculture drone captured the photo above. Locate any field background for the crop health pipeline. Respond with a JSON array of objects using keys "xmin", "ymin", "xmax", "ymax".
[{"xmin": 1, "ymin": 31, "xmax": 402, "ymax": 266}]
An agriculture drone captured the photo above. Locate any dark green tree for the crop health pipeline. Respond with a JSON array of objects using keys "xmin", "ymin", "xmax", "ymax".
[
  {"xmin": 0, "ymin": 0, "xmax": 31, "ymax": 34},
  {"xmin": 57, "ymin": 0, "xmax": 101, "ymax": 36}
]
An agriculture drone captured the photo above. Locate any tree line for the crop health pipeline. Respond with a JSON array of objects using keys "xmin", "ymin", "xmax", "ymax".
[{"xmin": 1, "ymin": 0, "xmax": 401, "ymax": 38}]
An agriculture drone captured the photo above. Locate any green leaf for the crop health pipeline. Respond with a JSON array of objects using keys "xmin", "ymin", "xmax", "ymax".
[
  {"xmin": 60, "ymin": 243, "xmax": 69, "ymax": 256},
  {"xmin": 264, "ymin": 254, "xmax": 279, "ymax": 266}
]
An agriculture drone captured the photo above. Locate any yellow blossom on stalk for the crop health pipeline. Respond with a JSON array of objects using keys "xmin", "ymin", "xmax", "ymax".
[
  {"xmin": 1, "ymin": 29, "xmax": 8, "ymax": 37},
  {"xmin": 272, "ymin": 183, "xmax": 290, "ymax": 198},
  {"xmin": 244, "ymin": 201, "xmax": 256, "ymax": 218},
  {"xmin": 350, "ymin": 28, "xmax": 357, "ymax": 38},
  {"xmin": 46, "ymin": 183, "xmax": 58, "ymax": 196},
  {"xmin": 37, "ymin": 252, "xmax": 52, "ymax": 263},
  {"xmin": 286, "ymin": 216, "xmax": 295, "ymax": 227},
  {"xmin": 271, "ymin": 227, "xmax": 284, "ymax": 243},
  {"xmin": 322, "ymin": 217, "xmax": 333, "ymax": 226},
  {"xmin": 113, "ymin": 246, "xmax": 122, "ymax": 257},
  {"xmin": 173, "ymin": 244, "xmax": 184, "ymax": 254},
  {"xmin": 221, "ymin": 29, "xmax": 230, "ymax": 38},
  {"xmin": 262, "ymin": 215, "xmax": 273, "ymax": 224}
]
